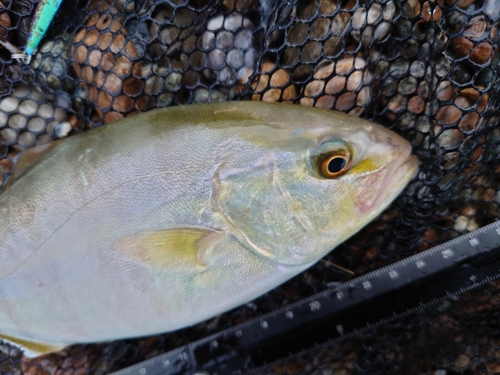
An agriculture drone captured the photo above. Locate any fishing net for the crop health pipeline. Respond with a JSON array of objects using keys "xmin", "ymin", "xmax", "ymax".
[{"xmin": 0, "ymin": 0, "xmax": 499, "ymax": 373}]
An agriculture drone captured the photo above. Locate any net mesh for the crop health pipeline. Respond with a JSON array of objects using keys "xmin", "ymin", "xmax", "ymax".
[{"xmin": 0, "ymin": 0, "xmax": 499, "ymax": 373}]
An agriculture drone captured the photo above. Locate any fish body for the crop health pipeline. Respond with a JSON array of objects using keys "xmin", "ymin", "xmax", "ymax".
[{"xmin": 0, "ymin": 102, "xmax": 418, "ymax": 356}]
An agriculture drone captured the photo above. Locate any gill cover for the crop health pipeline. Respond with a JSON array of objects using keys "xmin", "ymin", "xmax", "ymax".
[{"xmin": 213, "ymin": 128, "xmax": 352, "ymax": 266}]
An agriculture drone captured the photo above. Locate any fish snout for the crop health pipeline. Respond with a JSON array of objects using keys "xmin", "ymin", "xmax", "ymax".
[{"xmin": 354, "ymin": 126, "xmax": 418, "ymax": 213}]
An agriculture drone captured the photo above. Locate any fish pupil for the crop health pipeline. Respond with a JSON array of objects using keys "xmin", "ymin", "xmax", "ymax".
[{"xmin": 328, "ymin": 157, "xmax": 346, "ymax": 173}]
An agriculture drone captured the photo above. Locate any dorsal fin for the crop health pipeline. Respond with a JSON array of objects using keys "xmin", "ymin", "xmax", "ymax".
[{"xmin": 3, "ymin": 141, "xmax": 60, "ymax": 190}]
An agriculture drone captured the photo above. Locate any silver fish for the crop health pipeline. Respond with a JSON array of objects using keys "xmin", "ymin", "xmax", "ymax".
[{"xmin": 0, "ymin": 101, "xmax": 419, "ymax": 356}]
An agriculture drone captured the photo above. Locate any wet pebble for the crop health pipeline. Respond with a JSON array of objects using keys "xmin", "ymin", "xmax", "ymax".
[
  {"xmin": 28, "ymin": 117, "xmax": 47, "ymax": 133},
  {"xmin": 304, "ymin": 80, "xmax": 325, "ymax": 97},
  {"xmin": 0, "ymin": 111, "xmax": 7, "ymax": 127},
  {"xmin": 38, "ymin": 104, "xmax": 55, "ymax": 119},
  {"xmin": 1, "ymin": 128, "xmax": 17, "ymax": 143},
  {"xmin": 224, "ymin": 14, "xmax": 242, "ymax": 32},
  {"xmin": 18, "ymin": 100, "xmax": 39, "ymax": 116},
  {"xmin": 234, "ymin": 30, "xmax": 252, "ymax": 50},
  {"xmin": 8, "ymin": 114, "xmax": 27, "ymax": 130},
  {"xmin": 208, "ymin": 49, "xmax": 225, "ymax": 69},
  {"xmin": 0, "ymin": 10, "xmax": 12, "ymax": 39},
  {"xmin": 216, "ymin": 31, "xmax": 234, "ymax": 50},
  {"xmin": 437, "ymin": 129, "xmax": 463, "ymax": 149},
  {"xmin": 18, "ymin": 131, "xmax": 36, "ymax": 147},
  {"xmin": 193, "ymin": 88, "xmax": 210, "ymax": 103},
  {"xmin": 227, "ymin": 49, "xmax": 244, "ymax": 69},
  {"xmin": 207, "ymin": 14, "xmax": 224, "ymax": 31},
  {"xmin": 0, "ymin": 97, "xmax": 19, "ymax": 113},
  {"xmin": 52, "ymin": 122, "xmax": 72, "ymax": 138}
]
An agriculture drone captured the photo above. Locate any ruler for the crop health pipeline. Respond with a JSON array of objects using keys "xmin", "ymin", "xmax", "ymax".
[{"xmin": 110, "ymin": 220, "xmax": 500, "ymax": 375}]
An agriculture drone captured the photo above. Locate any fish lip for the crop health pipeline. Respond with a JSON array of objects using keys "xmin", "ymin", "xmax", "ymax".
[{"xmin": 367, "ymin": 150, "xmax": 419, "ymax": 212}]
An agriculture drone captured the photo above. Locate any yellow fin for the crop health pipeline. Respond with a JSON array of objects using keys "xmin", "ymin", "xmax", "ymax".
[
  {"xmin": 4, "ymin": 142, "xmax": 60, "ymax": 189},
  {"xmin": 114, "ymin": 227, "xmax": 223, "ymax": 269},
  {"xmin": 0, "ymin": 333, "xmax": 68, "ymax": 357}
]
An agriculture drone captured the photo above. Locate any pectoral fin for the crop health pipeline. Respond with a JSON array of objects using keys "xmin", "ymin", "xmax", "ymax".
[
  {"xmin": 0, "ymin": 333, "xmax": 68, "ymax": 357},
  {"xmin": 114, "ymin": 227, "xmax": 223, "ymax": 270}
]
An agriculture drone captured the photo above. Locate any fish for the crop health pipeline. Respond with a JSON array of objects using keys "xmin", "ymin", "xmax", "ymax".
[{"xmin": 0, "ymin": 101, "xmax": 419, "ymax": 357}]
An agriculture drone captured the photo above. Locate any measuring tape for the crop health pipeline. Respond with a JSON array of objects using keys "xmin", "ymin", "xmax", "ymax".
[{"xmin": 110, "ymin": 219, "xmax": 500, "ymax": 375}]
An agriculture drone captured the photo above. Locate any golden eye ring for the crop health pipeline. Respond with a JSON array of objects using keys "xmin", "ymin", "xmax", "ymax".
[{"xmin": 319, "ymin": 152, "xmax": 350, "ymax": 178}]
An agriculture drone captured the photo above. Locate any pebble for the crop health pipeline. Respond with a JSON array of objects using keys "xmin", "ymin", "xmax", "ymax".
[
  {"xmin": 193, "ymin": 88, "xmax": 210, "ymax": 103},
  {"xmin": 351, "ymin": 2, "xmax": 395, "ymax": 44},
  {"xmin": 208, "ymin": 49, "xmax": 226, "ymax": 69},
  {"xmin": 104, "ymin": 74, "xmax": 123, "ymax": 93},
  {"xmin": 218, "ymin": 67, "xmax": 236, "ymax": 86},
  {"xmin": 38, "ymin": 104, "xmax": 55, "ymax": 119},
  {"xmin": 237, "ymin": 67, "xmax": 253, "ymax": 86},
  {"xmin": 0, "ymin": 111, "xmax": 7, "ymax": 127},
  {"xmin": 18, "ymin": 131, "xmax": 36, "ymax": 147},
  {"xmin": 437, "ymin": 105, "xmax": 462, "ymax": 125},
  {"xmin": 346, "ymin": 71, "xmax": 363, "ymax": 91},
  {"xmin": 207, "ymin": 14, "xmax": 224, "ymax": 31},
  {"xmin": 224, "ymin": 14, "xmax": 242, "ymax": 32},
  {"xmin": 325, "ymin": 76, "xmax": 346, "ymax": 94},
  {"xmin": 336, "ymin": 92, "xmax": 357, "ymax": 110},
  {"xmin": 1, "ymin": 128, "xmax": 17, "ymax": 143},
  {"xmin": 157, "ymin": 92, "xmax": 173, "ymax": 107},
  {"xmin": 437, "ymin": 129, "xmax": 463, "ymax": 149},
  {"xmin": 18, "ymin": 100, "xmax": 39, "ymax": 117},
  {"xmin": 331, "ymin": 12, "xmax": 350, "ymax": 35},
  {"xmin": 53, "ymin": 122, "xmax": 72, "ymax": 138},
  {"xmin": 454, "ymin": 216, "xmax": 468, "ymax": 232},
  {"xmin": 262, "ymin": 88, "xmax": 281, "ymax": 102},
  {"xmin": 289, "ymin": 22, "xmax": 309, "ymax": 44},
  {"xmin": 234, "ymin": 30, "xmax": 252, "ymax": 50},
  {"xmin": 311, "ymin": 18, "xmax": 330, "ymax": 39},
  {"xmin": 0, "ymin": 97, "xmax": 19, "ymax": 113},
  {"xmin": 408, "ymin": 96, "xmax": 425, "ymax": 114},
  {"xmin": 314, "ymin": 60, "xmax": 335, "ymax": 79},
  {"xmin": 304, "ymin": 80, "xmax": 325, "ymax": 97},
  {"xmin": 8, "ymin": 114, "xmax": 27, "ymax": 130},
  {"xmin": 270, "ymin": 69, "xmax": 291, "ymax": 87},
  {"xmin": 28, "ymin": 117, "xmax": 47, "ymax": 133},
  {"xmin": 0, "ymin": 11, "xmax": 12, "ymax": 39},
  {"xmin": 227, "ymin": 49, "xmax": 244, "ymax": 69},
  {"xmin": 160, "ymin": 72, "xmax": 179, "ymax": 92},
  {"xmin": 216, "ymin": 31, "xmax": 234, "ymax": 50},
  {"xmin": 12, "ymin": 85, "xmax": 30, "ymax": 99},
  {"xmin": 315, "ymin": 95, "xmax": 336, "ymax": 109},
  {"xmin": 145, "ymin": 76, "xmax": 163, "ymax": 95}
]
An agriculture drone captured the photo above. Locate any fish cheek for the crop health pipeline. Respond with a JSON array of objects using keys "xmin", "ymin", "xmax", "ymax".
[
  {"xmin": 214, "ymin": 153, "xmax": 310, "ymax": 263},
  {"xmin": 348, "ymin": 158, "xmax": 386, "ymax": 213}
]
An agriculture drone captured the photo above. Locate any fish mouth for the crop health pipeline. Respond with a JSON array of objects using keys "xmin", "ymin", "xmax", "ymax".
[
  {"xmin": 369, "ymin": 152, "xmax": 419, "ymax": 212},
  {"xmin": 356, "ymin": 149, "xmax": 419, "ymax": 214}
]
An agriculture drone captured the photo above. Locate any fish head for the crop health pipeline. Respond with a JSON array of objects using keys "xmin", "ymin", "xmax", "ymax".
[{"xmin": 214, "ymin": 105, "xmax": 419, "ymax": 266}]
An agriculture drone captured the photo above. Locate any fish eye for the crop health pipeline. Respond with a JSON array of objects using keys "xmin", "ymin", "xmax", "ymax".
[
  {"xmin": 318, "ymin": 150, "xmax": 351, "ymax": 178},
  {"xmin": 309, "ymin": 140, "xmax": 352, "ymax": 179}
]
